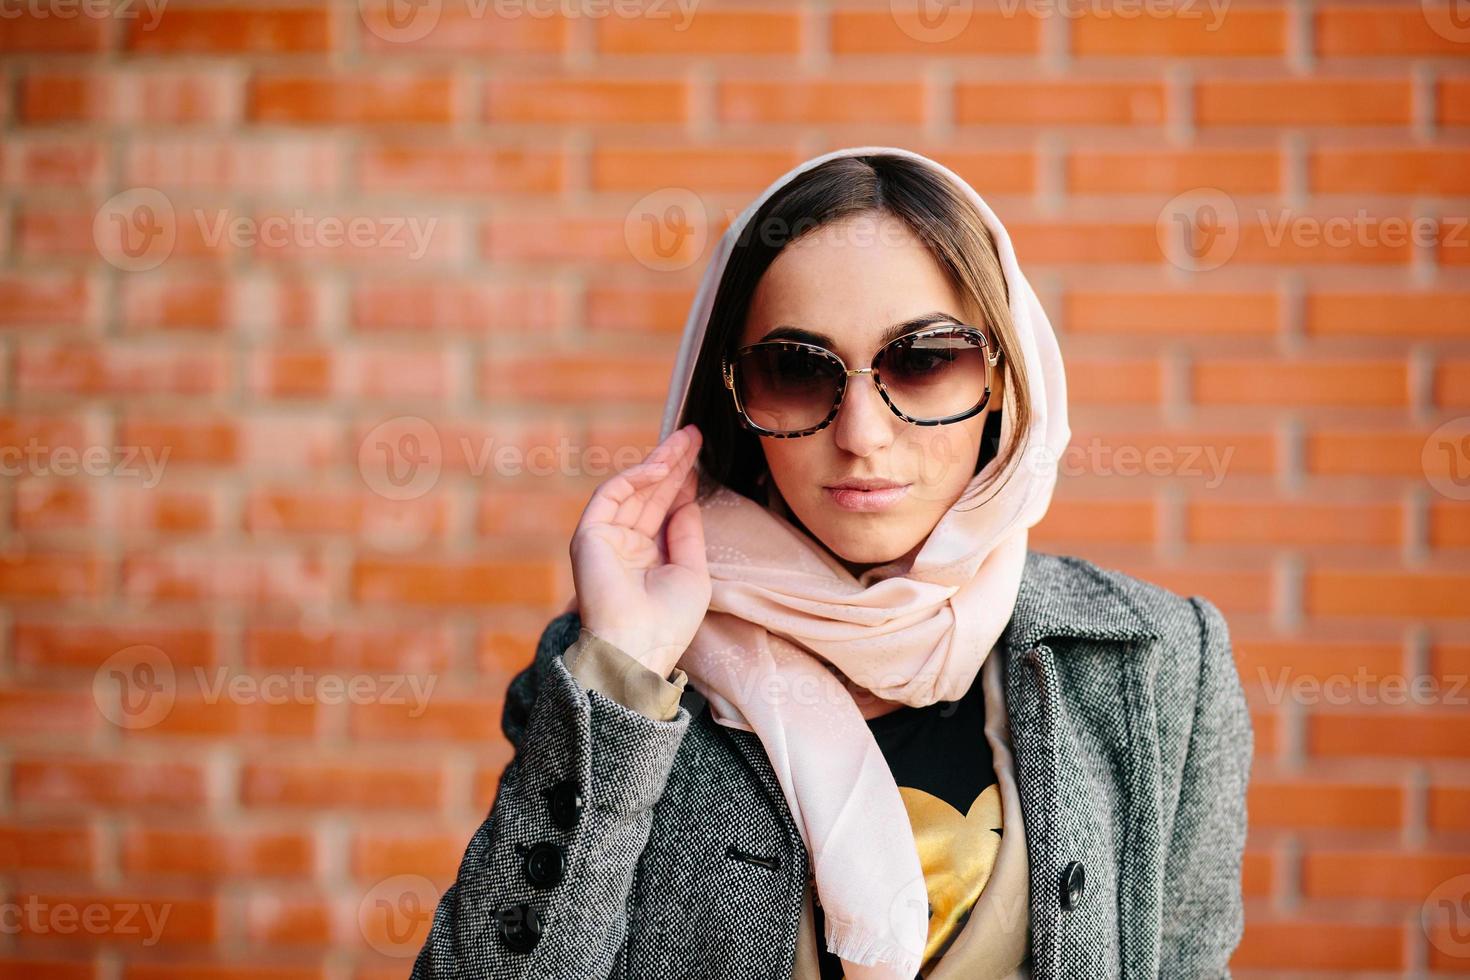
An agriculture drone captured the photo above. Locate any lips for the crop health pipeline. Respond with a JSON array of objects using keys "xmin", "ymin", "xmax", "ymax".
[{"xmin": 823, "ymin": 480, "xmax": 911, "ymax": 512}]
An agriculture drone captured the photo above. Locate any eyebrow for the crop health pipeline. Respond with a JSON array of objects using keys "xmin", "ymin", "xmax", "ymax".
[{"xmin": 756, "ymin": 311, "xmax": 965, "ymax": 349}]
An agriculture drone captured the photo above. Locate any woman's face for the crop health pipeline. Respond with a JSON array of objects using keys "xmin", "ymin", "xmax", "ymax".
[{"xmin": 738, "ymin": 211, "xmax": 1003, "ymax": 578}]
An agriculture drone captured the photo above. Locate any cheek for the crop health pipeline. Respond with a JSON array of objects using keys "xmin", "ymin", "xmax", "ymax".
[{"xmin": 901, "ymin": 423, "xmax": 985, "ymax": 492}]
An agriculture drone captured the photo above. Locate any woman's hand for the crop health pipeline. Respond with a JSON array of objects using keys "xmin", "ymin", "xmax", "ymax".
[{"xmin": 570, "ymin": 423, "xmax": 710, "ymax": 680}]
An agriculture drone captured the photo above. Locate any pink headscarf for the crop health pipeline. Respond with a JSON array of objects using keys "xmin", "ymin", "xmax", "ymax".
[{"xmin": 609, "ymin": 147, "xmax": 1069, "ymax": 978}]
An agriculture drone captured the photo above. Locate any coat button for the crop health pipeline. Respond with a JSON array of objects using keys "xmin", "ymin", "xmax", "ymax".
[
  {"xmin": 522, "ymin": 841, "xmax": 566, "ymax": 888},
  {"xmin": 1060, "ymin": 861, "xmax": 1086, "ymax": 911},
  {"xmin": 495, "ymin": 902, "xmax": 542, "ymax": 953},
  {"xmin": 545, "ymin": 779, "xmax": 584, "ymax": 830}
]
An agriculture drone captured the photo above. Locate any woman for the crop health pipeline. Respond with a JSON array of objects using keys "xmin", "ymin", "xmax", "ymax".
[{"xmin": 411, "ymin": 147, "xmax": 1252, "ymax": 979}]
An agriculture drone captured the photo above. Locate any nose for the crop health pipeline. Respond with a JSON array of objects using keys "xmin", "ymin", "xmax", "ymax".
[{"xmin": 830, "ymin": 368, "xmax": 897, "ymax": 457}]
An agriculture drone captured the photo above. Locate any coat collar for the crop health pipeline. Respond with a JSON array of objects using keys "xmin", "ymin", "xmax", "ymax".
[{"xmin": 1001, "ymin": 549, "xmax": 1161, "ymax": 654}]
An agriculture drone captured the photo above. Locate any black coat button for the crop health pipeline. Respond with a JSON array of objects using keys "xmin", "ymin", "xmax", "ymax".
[
  {"xmin": 1060, "ymin": 861, "xmax": 1086, "ymax": 911},
  {"xmin": 495, "ymin": 902, "xmax": 542, "ymax": 953},
  {"xmin": 545, "ymin": 779, "xmax": 584, "ymax": 830},
  {"xmin": 521, "ymin": 841, "xmax": 566, "ymax": 888}
]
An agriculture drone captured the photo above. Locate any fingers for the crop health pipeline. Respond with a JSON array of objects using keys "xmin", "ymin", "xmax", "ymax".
[
  {"xmin": 664, "ymin": 466, "xmax": 708, "ymax": 579},
  {"xmin": 627, "ymin": 426, "xmax": 701, "ymax": 539},
  {"xmin": 578, "ymin": 424, "xmax": 699, "ymax": 531}
]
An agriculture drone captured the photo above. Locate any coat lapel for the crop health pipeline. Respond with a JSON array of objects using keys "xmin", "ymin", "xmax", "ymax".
[{"xmin": 1001, "ymin": 551, "xmax": 1163, "ymax": 980}]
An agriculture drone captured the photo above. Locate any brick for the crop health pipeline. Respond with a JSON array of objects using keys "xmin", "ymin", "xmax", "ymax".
[
  {"xmin": 350, "ymin": 695, "xmax": 502, "ymax": 743},
  {"xmin": 1007, "ymin": 221, "xmax": 1160, "ymax": 264},
  {"xmin": 122, "ymin": 827, "xmax": 314, "ymax": 877},
  {"xmin": 351, "ymin": 558, "xmax": 558, "ymax": 607},
  {"xmin": 0, "ymin": 137, "xmax": 106, "ymax": 187},
  {"xmin": 956, "ymin": 81, "xmax": 1165, "ymax": 126},
  {"xmin": 1187, "ymin": 500, "xmax": 1403, "ymax": 548},
  {"xmin": 721, "ymin": 80, "xmax": 924, "ymax": 125},
  {"xmin": 0, "ymin": 688, "xmax": 100, "ymax": 737},
  {"xmin": 12, "ymin": 758, "xmax": 207, "ymax": 808},
  {"xmin": 1234, "ymin": 920, "xmax": 1405, "ymax": 971},
  {"xmin": 1248, "ymin": 781, "xmax": 1404, "ymax": 831},
  {"xmin": 350, "ymin": 279, "xmax": 570, "ymax": 334},
  {"xmin": 1442, "ymin": 77, "xmax": 1470, "ymax": 126},
  {"xmin": 1305, "ymin": 292, "xmax": 1470, "ymax": 338},
  {"xmin": 358, "ymin": 144, "xmax": 564, "ymax": 196},
  {"xmin": 1029, "ymin": 498, "xmax": 1157, "ymax": 546},
  {"xmin": 590, "ymin": 145, "xmax": 800, "ymax": 193},
  {"xmin": 829, "ymin": 9, "xmax": 1039, "ymax": 55},
  {"xmin": 241, "ymin": 762, "xmax": 443, "ymax": 810},
  {"xmin": 0, "ymin": 823, "xmax": 96, "ymax": 872},
  {"xmin": 20, "ymin": 70, "xmax": 239, "ymax": 125},
  {"xmin": 1310, "ymin": 713, "xmax": 1470, "ymax": 758},
  {"xmin": 250, "ymin": 75, "xmax": 456, "ymax": 126},
  {"xmin": 1304, "ymin": 850, "xmax": 1470, "ymax": 900},
  {"xmin": 352, "ymin": 828, "xmax": 465, "ymax": 879},
  {"xmin": 599, "ymin": 9, "xmax": 801, "ymax": 55},
  {"xmin": 1429, "ymin": 786, "xmax": 1470, "ymax": 833},
  {"xmin": 487, "ymin": 77, "xmax": 689, "ymax": 124},
  {"xmin": 12, "ymin": 621, "xmax": 216, "ymax": 672},
  {"xmin": 1316, "ymin": 5, "xmax": 1470, "ymax": 55},
  {"xmin": 1067, "ymin": 148, "xmax": 1280, "ymax": 195},
  {"xmin": 16, "ymin": 343, "xmax": 229, "ymax": 397},
  {"xmin": 1306, "ymin": 569, "xmax": 1470, "ymax": 619},
  {"xmin": 1196, "ymin": 78, "xmax": 1413, "ymax": 126},
  {"xmin": 13, "ymin": 891, "xmax": 216, "ymax": 945},
  {"xmin": 1192, "ymin": 358, "xmax": 1409, "ymax": 407},
  {"xmin": 127, "ymin": 7, "xmax": 332, "ymax": 53},
  {"xmin": 0, "ymin": 11, "xmax": 107, "ymax": 52},
  {"xmin": 358, "ymin": 1, "xmax": 567, "ymax": 54},
  {"xmin": 482, "ymin": 350, "xmax": 670, "ymax": 404},
  {"xmin": 1064, "ymin": 290, "xmax": 1279, "ymax": 335},
  {"xmin": 0, "ymin": 552, "xmax": 105, "ymax": 601},
  {"xmin": 1306, "ymin": 429, "xmax": 1437, "ymax": 477},
  {"xmin": 1071, "ymin": 7, "xmax": 1286, "ymax": 56},
  {"xmin": 246, "ymin": 347, "xmax": 455, "ymax": 400},
  {"xmin": 244, "ymin": 487, "xmax": 451, "ymax": 541},
  {"xmin": 585, "ymin": 282, "xmax": 695, "ymax": 335},
  {"xmin": 1311, "ymin": 148, "xmax": 1470, "ymax": 196},
  {"xmin": 244, "ymin": 625, "xmax": 452, "ymax": 673},
  {"xmin": 0, "ymin": 273, "xmax": 95, "ymax": 329},
  {"xmin": 125, "ymin": 138, "xmax": 341, "ymax": 193},
  {"xmin": 121, "ymin": 551, "xmax": 332, "ymax": 605},
  {"xmin": 1430, "ymin": 502, "xmax": 1470, "ymax": 549},
  {"xmin": 123, "ymin": 275, "xmax": 327, "ymax": 334}
]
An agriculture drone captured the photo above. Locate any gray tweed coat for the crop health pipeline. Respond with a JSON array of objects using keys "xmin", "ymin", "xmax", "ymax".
[{"xmin": 411, "ymin": 549, "xmax": 1252, "ymax": 979}]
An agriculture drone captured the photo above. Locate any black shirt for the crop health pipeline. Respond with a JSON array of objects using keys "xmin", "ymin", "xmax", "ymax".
[{"xmin": 814, "ymin": 675, "xmax": 998, "ymax": 980}]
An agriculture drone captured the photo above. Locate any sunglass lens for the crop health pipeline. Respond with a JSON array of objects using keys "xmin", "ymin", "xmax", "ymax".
[
  {"xmin": 735, "ymin": 346, "xmax": 841, "ymax": 434},
  {"xmin": 880, "ymin": 333, "xmax": 989, "ymax": 422}
]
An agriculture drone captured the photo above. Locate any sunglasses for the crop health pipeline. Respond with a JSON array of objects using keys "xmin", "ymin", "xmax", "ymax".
[{"xmin": 721, "ymin": 323, "xmax": 1001, "ymax": 439}]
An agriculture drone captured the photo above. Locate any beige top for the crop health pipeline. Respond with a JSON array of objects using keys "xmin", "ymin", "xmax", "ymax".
[{"xmin": 564, "ymin": 628, "xmax": 1031, "ymax": 979}]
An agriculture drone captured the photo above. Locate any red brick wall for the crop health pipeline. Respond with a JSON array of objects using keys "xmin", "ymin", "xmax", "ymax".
[{"xmin": 2, "ymin": 0, "xmax": 1468, "ymax": 975}]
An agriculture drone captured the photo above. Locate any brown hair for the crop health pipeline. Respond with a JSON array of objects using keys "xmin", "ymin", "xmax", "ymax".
[{"xmin": 675, "ymin": 153, "xmax": 1033, "ymax": 512}]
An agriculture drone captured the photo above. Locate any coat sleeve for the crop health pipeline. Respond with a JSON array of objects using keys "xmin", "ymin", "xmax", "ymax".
[
  {"xmin": 410, "ymin": 611, "xmax": 692, "ymax": 979},
  {"xmin": 1159, "ymin": 596, "xmax": 1252, "ymax": 977}
]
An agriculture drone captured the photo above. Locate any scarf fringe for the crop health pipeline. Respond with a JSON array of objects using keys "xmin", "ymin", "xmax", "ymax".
[{"xmin": 824, "ymin": 920, "xmax": 924, "ymax": 977}]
